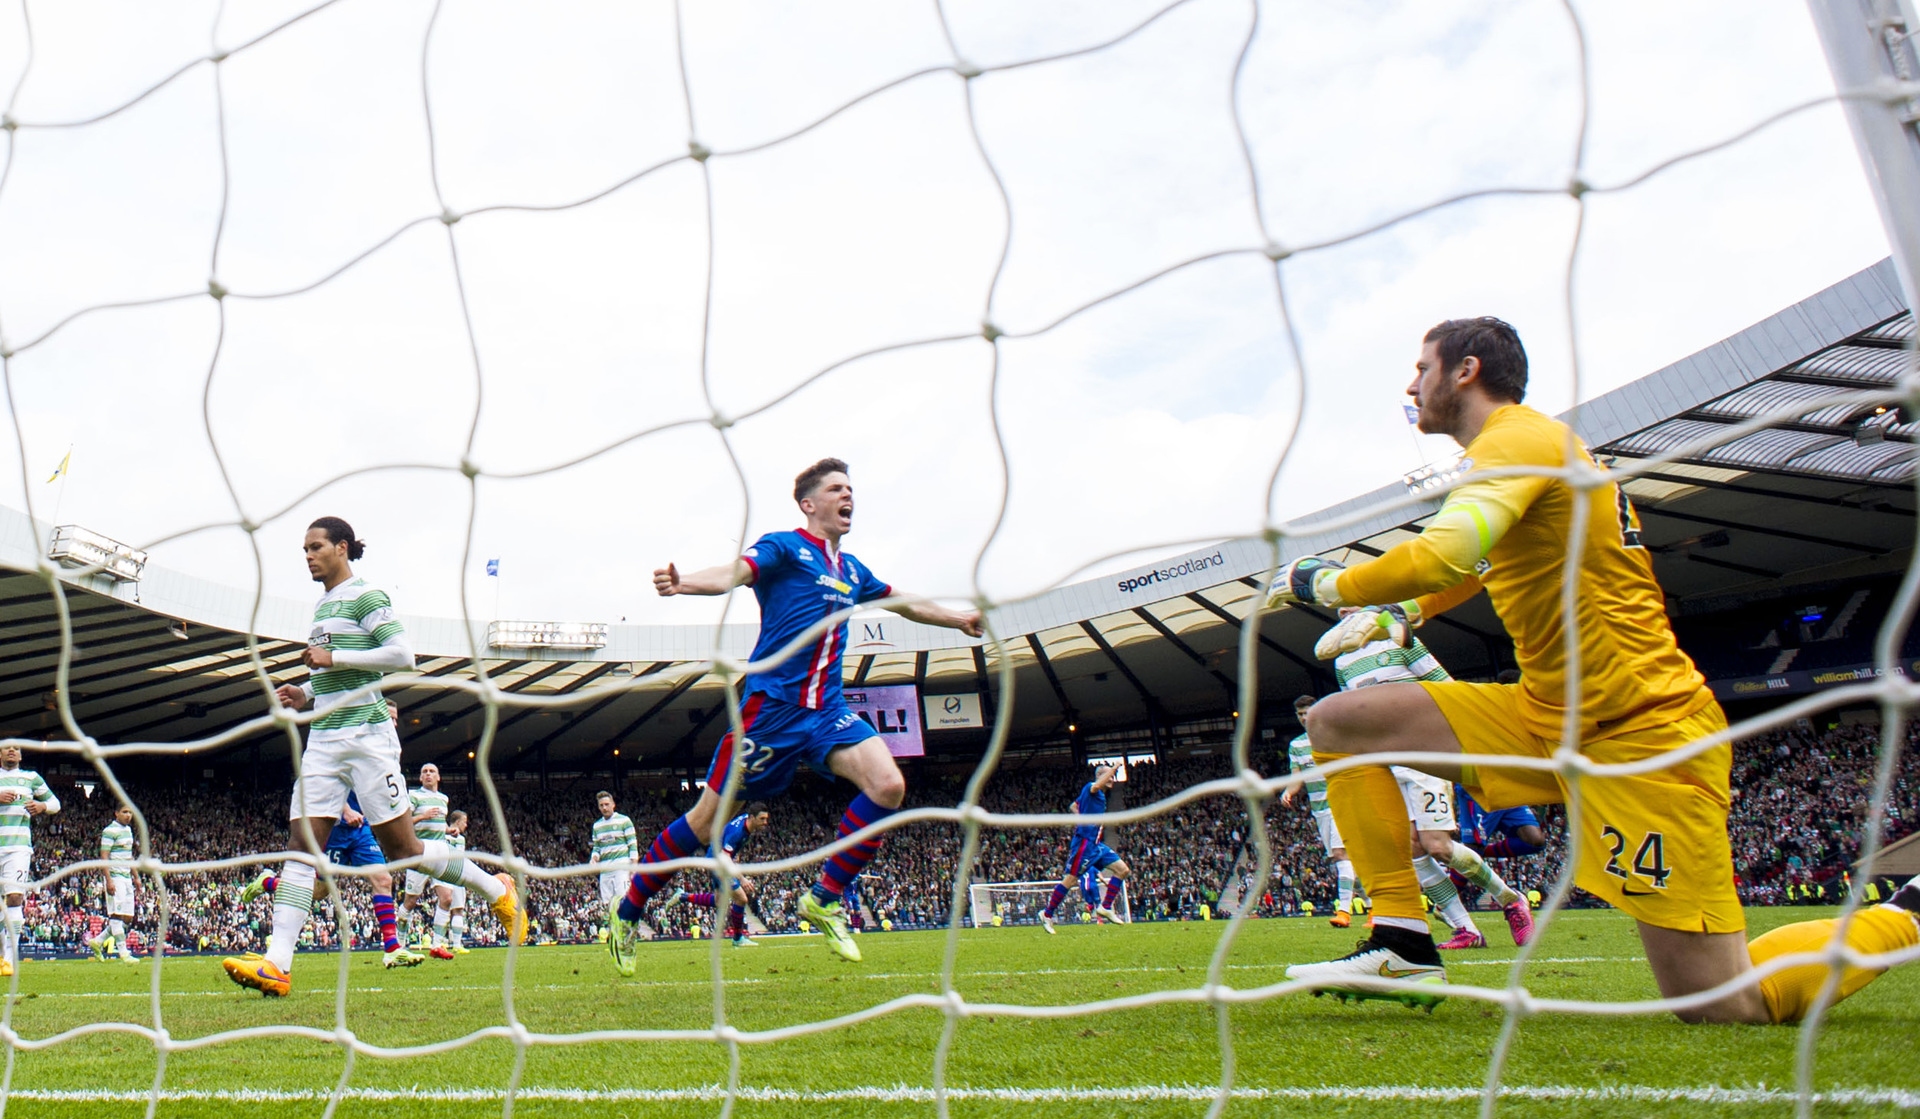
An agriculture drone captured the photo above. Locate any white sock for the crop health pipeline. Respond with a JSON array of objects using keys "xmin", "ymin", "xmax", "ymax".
[
  {"xmin": 1413, "ymin": 855, "xmax": 1475, "ymax": 931},
  {"xmin": 1335, "ymin": 859, "xmax": 1355, "ymax": 913},
  {"xmin": 450, "ymin": 914, "xmax": 465, "ymax": 949},
  {"xmin": 4, "ymin": 905, "xmax": 21, "ymax": 965},
  {"xmin": 419, "ymin": 840, "xmax": 506, "ymax": 903},
  {"xmin": 109, "ymin": 918, "xmax": 126, "ymax": 939},
  {"xmin": 266, "ymin": 861, "xmax": 316, "ymax": 973},
  {"xmin": 1448, "ymin": 843, "xmax": 1520, "ymax": 907},
  {"xmin": 433, "ymin": 903, "xmax": 450, "ymax": 945}
]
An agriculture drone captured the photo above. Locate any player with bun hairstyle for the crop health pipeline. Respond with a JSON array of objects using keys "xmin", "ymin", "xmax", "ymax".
[{"xmin": 222, "ymin": 517, "xmax": 528, "ymax": 997}]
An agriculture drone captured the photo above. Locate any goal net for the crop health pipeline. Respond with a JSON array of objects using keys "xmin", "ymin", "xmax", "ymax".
[
  {"xmin": 968, "ymin": 879, "xmax": 1132, "ymax": 928},
  {"xmin": 0, "ymin": 0, "xmax": 1917, "ymax": 1115}
]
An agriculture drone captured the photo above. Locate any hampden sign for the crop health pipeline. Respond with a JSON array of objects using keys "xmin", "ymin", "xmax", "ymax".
[{"xmin": 1708, "ymin": 658, "xmax": 1920, "ymax": 701}]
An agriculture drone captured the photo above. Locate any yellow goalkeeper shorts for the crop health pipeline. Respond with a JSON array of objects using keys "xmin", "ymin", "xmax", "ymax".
[{"xmin": 1425, "ymin": 680, "xmax": 1744, "ymax": 935}]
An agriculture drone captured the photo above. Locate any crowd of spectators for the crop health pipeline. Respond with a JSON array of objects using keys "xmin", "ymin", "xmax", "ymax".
[{"xmin": 13, "ymin": 716, "xmax": 1917, "ymax": 955}]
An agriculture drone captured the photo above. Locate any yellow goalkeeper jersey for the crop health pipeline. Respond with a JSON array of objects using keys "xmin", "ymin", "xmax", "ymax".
[{"xmin": 1335, "ymin": 403, "xmax": 1711, "ymax": 741}]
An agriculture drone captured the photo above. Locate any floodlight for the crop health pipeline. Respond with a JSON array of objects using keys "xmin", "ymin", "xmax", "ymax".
[
  {"xmin": 46, "ymin": 524, "xmax": 148, "ymax": 583},
  {"xmin": 485, "ymin": 620, "xmax": 609, "ymax": 650}
]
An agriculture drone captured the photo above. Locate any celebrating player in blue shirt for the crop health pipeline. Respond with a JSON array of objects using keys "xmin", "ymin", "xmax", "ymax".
[
  {"xmin": 610, "ymin": 458, "xmax": 982, "ymax": 969},
  {"xmin": 1040, "ymin": 764, "xmax": 1132, "ymax": 933},
  {"xmin": 665, "ymin": 802, "xmax": 771, "ymax": 948}
]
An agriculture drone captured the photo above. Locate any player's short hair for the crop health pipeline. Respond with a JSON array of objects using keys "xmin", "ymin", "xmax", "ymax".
[
  {"xmin": 595, "ymin": 790, "xmax": 614, "ymax": 802},
  {"xmin": 793, "ymin": 457, "xmax": 849, "ymax": 503},
  {"xmin": 449, "ymin": 810, "xmax": 467, "ymax": 824},
  {"xmin": 745, "ymin": 801, "xmax": 770, "ymax": 816},
  {"xmin": 308, "ymin": 516, "xmax": 366, "ymax": 561},
  {"xmin": 1424, "ymin": 317, "xmax": 1527, "ymax": 403},
  {"xmin": 1293, "ymin": 694, "xmax": 1317, "ymax": 709}
]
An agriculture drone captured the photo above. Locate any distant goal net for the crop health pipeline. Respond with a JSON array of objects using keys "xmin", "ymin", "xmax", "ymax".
[{"xmin": 969, "ymin": 879, "xmax": 1131, "ymax": 928}]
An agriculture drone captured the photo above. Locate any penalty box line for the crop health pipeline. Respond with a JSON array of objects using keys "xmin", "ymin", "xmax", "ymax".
[
  {"xmin": 18, "ymin": 956, "xmax": 1646, "ymax": 998},
  {"xmin": 3, "ymin": 1085, "xmax": 1917, "ymax": 1106}
]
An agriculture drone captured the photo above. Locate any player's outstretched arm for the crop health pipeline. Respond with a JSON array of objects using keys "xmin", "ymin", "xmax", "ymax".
[
  {"xmin": 883, "ymin": 596, "xmax": 983, "ymax": 637},
  {"xmin": 654, "ymin": 560, "xmax": 753, "ymax": 597}
]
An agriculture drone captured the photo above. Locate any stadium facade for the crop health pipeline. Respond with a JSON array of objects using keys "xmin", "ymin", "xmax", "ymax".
[{"xmin": 0, "ymin": 258, "xmax": 1913, "ymax": 791}]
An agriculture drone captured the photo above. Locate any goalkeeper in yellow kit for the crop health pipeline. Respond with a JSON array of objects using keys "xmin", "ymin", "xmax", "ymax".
[{"xmin": 1274, "ymin": 317, "xmax": 1918, "ymax": 1023}]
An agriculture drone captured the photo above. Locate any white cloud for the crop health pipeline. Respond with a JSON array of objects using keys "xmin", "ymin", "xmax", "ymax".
[{"xmin": 0, "ymin": 0, "xmax": 1893, "ymax": 633}]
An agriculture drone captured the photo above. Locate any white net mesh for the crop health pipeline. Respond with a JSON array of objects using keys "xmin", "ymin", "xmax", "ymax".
[
  {"xmin": 968, "ymin": 880, "xmax": 1131, "ymax": 928},
  {"xmin": 0, "ymin": 1, "xmax": 1918, "ymax": 1117}
]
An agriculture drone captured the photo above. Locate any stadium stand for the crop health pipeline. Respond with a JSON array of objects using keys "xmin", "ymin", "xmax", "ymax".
[{"xmin": 16, "ymin": 709, "xmax": 1914, "ymax": 955}]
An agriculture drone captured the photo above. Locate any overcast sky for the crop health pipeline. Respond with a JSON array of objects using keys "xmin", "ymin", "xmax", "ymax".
[{"xmin": 0, "ymin": 0, "xmax": 1892, "ymax": 632}]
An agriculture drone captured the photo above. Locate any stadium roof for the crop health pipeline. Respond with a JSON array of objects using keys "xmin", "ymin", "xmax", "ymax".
[{"xmin": 1, "ymin": 259, "xmax": 1913, "ymax": 776}]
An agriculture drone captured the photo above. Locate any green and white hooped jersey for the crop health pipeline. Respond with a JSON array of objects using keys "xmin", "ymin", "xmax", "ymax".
[
  {"xmin": 411, "ymin": 787, "xmax": 449, "ymax": 842},
  {"xmin": 307, "ymin": 576, "xmax": 404, "ymax": 740},
  {"xmin": 447, "ymin": 832, "xmax": 466, "ymax": 856},
  {"xmin": 0, "ymin": 769, "xmax": 56, "ymax": 849},
  {"xmin": 101, "ymin": 821, "xmax": 134, "ymax": 878},
  {"xmin": 1333, "ymin": 637, "xmax": 1452, "ymax": 691},
  {"xmin": 592, "ymin": 812, "xmax": 638, "ymax": 864},
  {"xmin": 1287, "ymin": 733, "xmax": 1330, "ymax": 815}
]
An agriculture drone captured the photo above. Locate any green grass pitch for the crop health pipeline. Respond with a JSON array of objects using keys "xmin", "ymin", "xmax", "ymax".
[{"xmin": 0, "ymin": 907, "xmax": 1912, "ymax": 1118}]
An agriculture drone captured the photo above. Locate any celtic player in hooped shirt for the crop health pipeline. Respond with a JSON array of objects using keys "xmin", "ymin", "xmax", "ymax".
[
  {"xmin": 1273, "ymin": 317, "xmax": 1920, "ymax": 1022},
  {"xmin": 222, "ymin": 517, "xmax": 527, "ymax": 998},
  {"xmin": 611, "ymin": 458, "xmax": 982, "ymax": 969}
]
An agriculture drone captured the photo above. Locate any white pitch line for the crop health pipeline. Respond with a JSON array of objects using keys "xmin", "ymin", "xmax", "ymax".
[
  {"xmin": 15, "ymin": 957, "xmax": 1646, "ymax": 998},
  {"xmin": 1, "ymin": 1084, "xmax": 1915, "ymax": 1107}
]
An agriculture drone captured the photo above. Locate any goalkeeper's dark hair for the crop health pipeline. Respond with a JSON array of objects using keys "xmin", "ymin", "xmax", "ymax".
[
  {"xmin": 794, "ymin": 457, "xmax": 849, "ymax": 503},
  {"xmin": 309, "ymin": 516, "xmax": 366, "ymax": 561},
  {"xmin": 1425, "ymin": 317, "xmax": 1527, "ymax": 402}
]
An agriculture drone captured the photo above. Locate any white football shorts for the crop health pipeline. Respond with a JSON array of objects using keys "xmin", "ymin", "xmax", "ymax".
[
  {"xmin": 289, "ymin": 723, "xmax": 410, "ymax": 826},
  {"xmin": 108, "ymin": 873, "xmax": 135, "ymax": 917},
  {"xmin": 1393, "ymin": 765, "xmax": 1456, "ymax": 832},
  {"xmin": 0, "ymin": 847, "xmax": 30, "ymax": 892},
  {"xmin": 599, "ymin": 869, "xmax": 624, "ymax": 908},
  {"xmin": 1313, "ymin": 809, "xmax": 1344, "ymax": 856}
]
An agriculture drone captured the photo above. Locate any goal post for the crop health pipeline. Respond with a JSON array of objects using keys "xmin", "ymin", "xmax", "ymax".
[{"xmin": 968, "ymin": 879, "xmax": 1131, "ymax": 927}]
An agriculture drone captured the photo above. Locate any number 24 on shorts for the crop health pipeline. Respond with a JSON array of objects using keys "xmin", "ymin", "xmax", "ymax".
[{"xmin": 1601, "ymin": 825, "xmax": 1671, "ymax": 890}]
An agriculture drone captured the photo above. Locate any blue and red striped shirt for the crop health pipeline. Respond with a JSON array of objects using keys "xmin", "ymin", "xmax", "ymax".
[{"xmin": 741, "ymin": 528, "xmax": 891, "ymax": 709}]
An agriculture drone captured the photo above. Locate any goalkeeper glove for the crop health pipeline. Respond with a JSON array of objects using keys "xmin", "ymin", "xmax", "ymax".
[
  {"xmin": 1313, "ymin": 602, "xmax": 1420, "ymax": 660},
  {"xmin": 1265, "ymin": 555, "xmax": 1346, "ymax": 610}
]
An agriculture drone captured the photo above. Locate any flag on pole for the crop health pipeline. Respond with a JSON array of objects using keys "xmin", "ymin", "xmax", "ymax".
[
  {"xmin": 45, "ymin": 449, "xmax": 70, "ymax": 483},
  {"xmin": 1402, "ymin": 404, "xmax": 1420, "ymax": 426},
  {"xmin": 486, "ymin": 558, "xmax": 499, "ymax": 577}
]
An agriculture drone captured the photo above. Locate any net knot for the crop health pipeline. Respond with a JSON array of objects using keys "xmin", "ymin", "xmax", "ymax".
[
  {"xmin": 0, "ymin": 338, "xmax": 12, "ymax": 359},
  {"xmin": 460, "ymin": 457, "xmax": 480, "ymax": 479},
  {"xmin": 240, "ymin": 517, "xmax": 259, "ymax": 533},
  {"xmin": 953, "ymin": 61, "xmax": 982, "ymax": 79},
  {"xmin": 710, "ymin": 410, "xmax": 734, "ymax": 431},
  {"xmin": 0, "ymin": 114, "xmax": 15, "ymax": 132},
  {"xmin": 440, "ymin": 208, "xmax": 462, "ymax": 226},
  {"xmin": 688, "ymin": 140, "xmax": 712, "ymax": 162},
  {"xmin": 210, "ymin": 48, "xmax": 230, "ymax": 63},
  {"xmin": 207, "ymin": 278, "xmax": 228, "ymax": 300},
  {"xmin": 980, "ymin": 321, "xmax": 1002, "ymax": 342},
  {"xmin": 1263, "ymin": 241, "xmax": 1291, "ymax": 262},
  {"xmin": 1566, "ymin": 176, "xmax": 1592, "ymax": 199},
  {"xmin": 941, "ymin": 989, "xmax": 968, "ymax": 1017}
]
